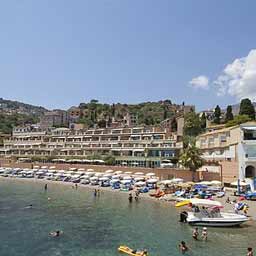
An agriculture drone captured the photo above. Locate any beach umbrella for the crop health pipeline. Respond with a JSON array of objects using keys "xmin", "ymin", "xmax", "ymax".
[
  {"xmin": 66, "ymin": 170, "xmax": 75, "ymax": 174},
  {"xmin": 54, "ymin": 173, "xmax": 63, "ymax": 177},
  {"xmin": 135, "ymin": 181, "xmax": 146, "ymax": 187},
  {"xmin": 105, "ymin": 169, "xmax": 114, "ymax": 173},
  {"xmin": 87, "ymin": 168, "xmax": 94, "ymax": 172},
  {"xmin": 69, "ymin": 168, "xmax": 77, "ymax": 171},
  {"xmin": 103, "ymin": 173, "xmax": 112, "ymax": 178},
  {"xmin": 160, "ymin": 180, "xmax": 173, "ymax": 185},
  {"xmin": 146, "ymin": 178, "xmax": 158, "ymax": 183},
  {"xmin": 94, "ymin": 172, "xmax": 104, "ymax": 177},
  {"xmin": 85, "ymin": 171, "xmax": 95, "ymax": 176},
  {"xmin": 134, "ymin": 177, "xmax": 145, "ymax": 182},
  {"xmin": 72, "ymin": 174, "xmax": 81, "ymax": 179},
  {"xmin": 146, "ymin": 172, "xmax": 156, "ymax": 176},
  {"xmin": 57, "ymin": 170, "xmax": 65, "ymax": 173},
  {"xmin": 122, "ymin": 176, "xmax": 132, "ymax": 180},
  {"xmin": 90, "ymin": 177, "xmax": 99, "ymax": 181},
  {"xmin": 211, "ymin": 180, "xmax": 222, "ymax": 185},
  {"xmin": 120, "ymin": 180, "xmax": 132, "ymax": 184},
  {"xmin": 99, "ymin": 177, "xmax": 109, "ymax": 181},
  {"xmin": 134, "ymin": 172, "xmax": 144, "ymax": 175},
  {"xmin": 41, "ymin": 166, "xmax": 48, "ymax": 169},
  {"xmin": 124, "ymin": 171, "xmax": 132, "ymax": 174},
  {"xmin": 49, "ymin": 166, "xmax": 56, "ymax": 170},
  {"xmin": 33, "ymin": 165, "xmax": 40, "ymax": 169},
  {"xmin": 231, "ymin": 181, "xmax": 247, "ymax": 186},
  {"xmin": 36, "ymin": 171, "xmax": 45, "ymax": 175},
  {"xmin": 114, "ymin": 171, "xmax": 123, "ymax": 174},
  {"xmin": 170, "ymin": 178, "xmax": 184, "ymax": 184},
  {"xmin": 78, "ymin": 168, "xmax": 85, "ymax": 171},
  {"xmin": 111, "ymin": 179, "xmax": 120, "ymax": 184},
  {"xmin": 199, "ymin": 181, "xmax": 212, "ymax": 186},
  {"xmin": 93, "ymin": 159, "xmax": 104, "ymax": 163}
]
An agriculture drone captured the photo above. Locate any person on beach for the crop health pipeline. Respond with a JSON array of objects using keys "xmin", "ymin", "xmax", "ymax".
[
  {"xmin": 44, "ymin": 184, "xmax": 48, "ymax": 191},
  {"xmin": 201, "ymin": 227, "xmax": 208, "ymax": 241},
  {"xmin": 226, "ymin": 197, "xmax": 230, "ymax": 204},
  {"xmin": 94, "ymin": 189, "xmax": 97, "ymax": 197},
  {"xmin": 179, "ymin": 241, "xmax": 189, "ymax": 254},
  {"xmin": 247, "ymin": 247, "xmax": 253, "ymax": 256},
  {"xmin": 128, "ymin": 193, "xmax": 133, "ymax": 203},
  {"xmin": 192, "ymin": 227, "xmax": 199, "ymax": 240}
]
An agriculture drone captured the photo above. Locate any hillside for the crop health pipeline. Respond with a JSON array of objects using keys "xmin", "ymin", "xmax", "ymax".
[
  {"xmin": 0, "ymin": 98, "xmax": 47, "ymax": 115},
  {"xmin": 0, "ymin": 98, "xmax": 48, "ymax": 134},
  {"xmin": 230, "ymin": 102, "xmax": 256, "ymax": 115},
  {"xmin": 76, "ymin": 99, "xmax": 192, "ymax": 127}
]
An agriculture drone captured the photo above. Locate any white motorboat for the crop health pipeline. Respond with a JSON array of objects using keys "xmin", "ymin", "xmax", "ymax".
[
  {"xmin": 185, "ymin": 211, "xmax": 248, "ymax": 227},
  {"xmin": 178, "ymin": 199, "xmax": 248, "ymax": 227}
]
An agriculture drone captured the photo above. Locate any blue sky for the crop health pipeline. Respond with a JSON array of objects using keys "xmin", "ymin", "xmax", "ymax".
[{"xmin": 0, "ymin": 1, "xmax": 256, "ymax": 111}]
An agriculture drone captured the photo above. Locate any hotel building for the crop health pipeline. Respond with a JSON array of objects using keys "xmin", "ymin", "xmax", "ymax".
[
  {"xmin": 0, "ymin": 125, "xmax": 183, "ymax": 168},
  {"xmin": 196, "ymin": 122, "xmax": 256, "ymax": 189}
]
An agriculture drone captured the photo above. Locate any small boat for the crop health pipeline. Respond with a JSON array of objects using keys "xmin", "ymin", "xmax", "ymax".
[
  {"xmin": 185, "ymin": 211, "xmax": 248, "ymax": 227},
  {"xmin": 118, "ymin": 246, "xmax": 148, "ymax": 256},
  {"xmin": 178, "ymin": 199, "xmax": 248, "ymax": 227}
]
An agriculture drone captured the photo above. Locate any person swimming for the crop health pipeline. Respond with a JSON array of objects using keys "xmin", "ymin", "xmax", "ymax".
[
  {"xmin": 247, "ymin": 247, "xmax": 253, "ymax": 256},
  {"xmin": 179, "ymin": 241, "xmax": 189, "ymax": 254},
  {"xmin": 24, "ymin": 204, "xmax": 33, "ymax": 209},
  {"xmin": 49, "ymin": 230, "xmax": 63, "ymax": 237}
]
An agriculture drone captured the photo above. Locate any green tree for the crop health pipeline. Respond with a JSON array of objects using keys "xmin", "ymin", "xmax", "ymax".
[
  {"xmin": 213, "ymin": 105, "xmax": 221, "ymax": 124},
  {"xmin": 103, "ymin": 155, "xmax": 116, "ymax": 165},
  {"xmin": 171, "ymin": 118, "xmax": 177, "ymax": 132},
  {"xmin": 97, "ymin": 119, "xmax": 107, "ymax": 128},
  {"xmin": 239, "ymin": 98, "xmax": 255, "ymax": 120},
  {"xmin": 179, "ymin": 144, "xmax": 204, "ymax": 181},
  {"xmin": 225, "ymin": 114, "xmax": 251, "ymax": 127},
  {"xmin": 200, "ymin": 113, "xmax": 207, "ymax": 129},
  {"xmin": 225, "ymin": 105, "xmax": 234, "ymax": 122},
  {"xmin": 183, "ymin": 111, "xmax": 202, "ymax": 137}
]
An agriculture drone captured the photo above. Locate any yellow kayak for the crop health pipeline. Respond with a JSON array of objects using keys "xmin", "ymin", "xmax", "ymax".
[
  {"xmin": 118, "ymin": 246, "xmax": 148, "ymax": 256},
  {"xmin": 175, "ymin": 200, "xmax": 190, "ymax": 207}
]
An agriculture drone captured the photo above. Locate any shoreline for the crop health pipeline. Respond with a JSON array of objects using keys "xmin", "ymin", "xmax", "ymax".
[{"xmin": 1, "ymin": 176, "xmax": 256, "ymax": 224}]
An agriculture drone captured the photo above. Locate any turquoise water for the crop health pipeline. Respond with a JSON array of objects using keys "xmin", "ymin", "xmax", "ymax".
[{"xmin": 0, "ymin": 179, "xmax": 255, "ymax": 256}]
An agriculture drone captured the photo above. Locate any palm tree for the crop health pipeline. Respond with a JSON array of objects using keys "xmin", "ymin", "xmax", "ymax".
[{"xmin": 179, "ymin": 144, "xmax": 204, "ymax": 181}]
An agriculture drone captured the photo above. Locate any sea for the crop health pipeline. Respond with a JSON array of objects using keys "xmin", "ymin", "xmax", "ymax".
[{"xmin": 0, "ymin": 179, "xmax": 254, "ymax": 256}]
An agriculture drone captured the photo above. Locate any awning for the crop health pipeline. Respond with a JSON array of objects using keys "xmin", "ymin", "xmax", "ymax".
[{"xmin": 242, "ymin": 126, "xmax": 256, "ymax": 131}]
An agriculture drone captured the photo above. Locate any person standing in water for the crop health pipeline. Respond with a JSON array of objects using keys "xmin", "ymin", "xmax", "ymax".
[
  {"xmin": 247, "ymin": 248, "xmax": 253, "ymax": 256},
  {"xmin": 94, "ymin": 189, "xmax": 97, "ymax": 197},
  {"xmin": 128, "ymin": 193, "xmax": 133, "ymax": 203},
  {"xmin": 75, "ymin": 184, "xmax": 78, "ymax": 190},
  {"xmin": 201, "ymin": 227, "xmax": 208, "ymax": 241},
  {"xmin": 44, "ymin": 184, "xmax": 48, "ymax": 191},
  {"xmin": 192, "ymin": 227, "xmax": 199, "ymax": 240}
]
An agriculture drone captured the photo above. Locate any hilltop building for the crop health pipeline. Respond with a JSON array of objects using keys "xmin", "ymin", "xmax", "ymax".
[
  {"xmin": 196, "ymin": 122, "xmax": 256, "ymax": 190},
  {"xmin": 39, "ymin": 110, "xmax": 69, "ymax": 129}
]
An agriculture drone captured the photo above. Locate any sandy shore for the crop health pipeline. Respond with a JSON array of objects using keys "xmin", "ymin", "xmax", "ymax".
[{"xmin": 1, "ymin": 176, "xmax": 256, "ymax": 222}]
